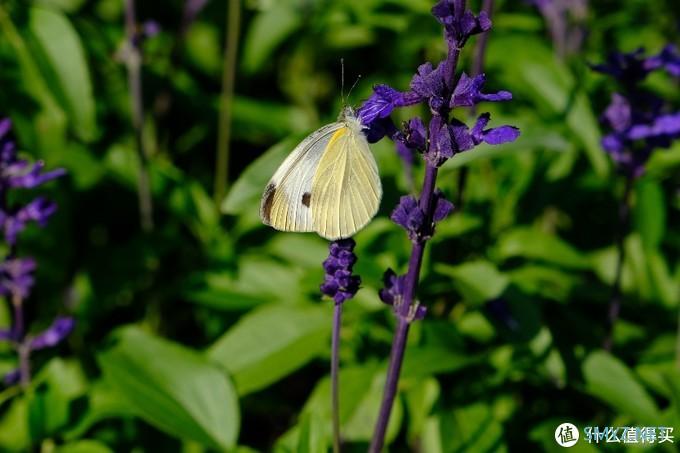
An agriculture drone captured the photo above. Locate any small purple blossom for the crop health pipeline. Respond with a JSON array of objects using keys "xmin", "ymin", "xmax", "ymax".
[
  {"xmin": 320, "ymin": 239, "xmax": 361, "ymax": 304},
  {"xmin": 0, "ymin": 258, "xmax": 36, "ymax": 300},
  {"xmin": 29, "ymin": 316, "xmax": 76, "ymax": 350},
  {"xmin": 391, "ymin": 190, "xmax": 453, "ymax": 241},
  {"xmin": 432, "ymin": 0, "xmax": 491, "ymax": 46},
  {"xmin": 378, "ymin": 269, "xmax": 427, "ymax": 320},
  {"xmin": 0, "ymin": 197, "xmax": 58, "ymax": 246}
]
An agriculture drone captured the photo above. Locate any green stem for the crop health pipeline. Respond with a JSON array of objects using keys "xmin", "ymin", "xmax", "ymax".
[{"xmin": 214, "ymin": 0, "xmax": 241, "ymax": 207}]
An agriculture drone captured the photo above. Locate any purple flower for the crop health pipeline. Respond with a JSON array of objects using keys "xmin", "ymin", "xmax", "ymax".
[
  {"xmin": 450, "ymin": 73, "xmax": 512, "ymax": 107},
  {"xmin": 432, "ymin": 0, "xmax": 491, "ymax": 46},
  {"xmin": 0, "ymin": 258, "xmax": 36, "ymax": 300},
  {"xmin": 378, "ymin": 269, "xmax": 426, "ymax": 320},
  {"xmin": 320, "ymin": 239, "xmax": 361, "ymax": 304},
  {"xmin": 29, "ymin": 316, "xmax": 75, "ymax": 350},
  {"xmin": 391, "ymin": 190, "xmax": 453, "ymax": 241},
  {"xmin": 591, "ymin": 46, "xmax": 680, "ymax": 87},
  {"xmin": 0, "ymin": 197, "xmax": 58, "ymax": 246},
  {"xmin": 643, "ymin": 45, "xmax": 680, "ymax": 77}
]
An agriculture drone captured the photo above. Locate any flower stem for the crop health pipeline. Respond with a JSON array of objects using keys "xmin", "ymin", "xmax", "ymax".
[
  {"xmin": 369, "ymin": 164, "xmax": 438, "ymax": 453},
  {"xmin": 124, "ymin": 0, "xmax": 154, "ymax": 232},
  {"xmin": 604, "ymin": 175, "xmax": 633, "ymax": 351},
  {"xmin": 214, "ymin": 0, "xmax": 241, "ymax": 207},
  {"xmin": 331, "ymin": 301, "xmax": 342, "ymax": 453}
]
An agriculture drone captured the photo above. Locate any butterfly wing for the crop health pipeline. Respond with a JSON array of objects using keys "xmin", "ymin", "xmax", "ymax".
[
  {"xmin": 311, "ymin": 125, "xmax": 382, "ymax": 240},
  {"xmin": 260, "ymin": 122, "xmax": 343, "ymax": 233}
]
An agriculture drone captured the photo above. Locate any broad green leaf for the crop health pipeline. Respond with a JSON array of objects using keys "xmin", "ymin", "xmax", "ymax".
[
  {"xmin": 98, "ymin": 326, "xmax": 239, "ymax": 450},
  {"xmin": 28, "ymin": 359, "xmax": 88, "ymax": 439},
  {"xmin": 207, "ymin": 304, "xmax": 331, "ymax": 395},
  {"xmin": 402, "ymin": 346, "xmax": 479, "ymax": 379},
  {"xmin": 35, "ymin": 0, "xmax": 87, "ymax": 13},
  {"xmin": 242, "ymin": 4, "xmax": 302, "ymax": 73},
  {"xmin": 508, "ymin": 265, "xmax": 578, "ymax": 301},
  {"xmin": 583, "ymin": 350, "xmax": 660, "ymax": 425},
  {"xmin": 633, "ymin": 178, "xmax": 666, "ymax": 250},
  {"xmin": 221, "ymin": 136, "xmax": 298, "ymax": 215},
  {"xmin": 29, "ymin": 7, "xmax": 96, "ymax": 141},
  {"xmin": 405, "ymin": 378, "xmax": 440, "ymax": 442},
  {"xmin": 496, "ymin": 227, "xmax": 590, "ymax": 269},
  {"xmin": 436, "ymin": 260, "xmax": 509, "ymax": 307},
  {"xmin": 0, "ymin": 7, "xmax": 67, "ymax": 153},
  {"xmin": 0, "ymin": 395, "xmax": 30, "ymax": 451}
]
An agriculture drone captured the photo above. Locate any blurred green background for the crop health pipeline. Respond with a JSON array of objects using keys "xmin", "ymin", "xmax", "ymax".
[{"xmin": 0, "ymin": 0, "xmax": 679, "ymax": 451}]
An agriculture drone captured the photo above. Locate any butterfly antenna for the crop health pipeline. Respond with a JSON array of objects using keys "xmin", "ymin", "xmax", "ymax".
[
  {"xmin": 347, "ymin": 74, "xmax": 362, "ymax": 104},
  {"xmin": 340, "ymin": 58, "xmax": 346, "ymax": 106}
]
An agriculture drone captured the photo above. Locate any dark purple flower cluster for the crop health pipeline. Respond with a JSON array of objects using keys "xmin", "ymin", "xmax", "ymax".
[
  {"xmin": 593, "ymin": 46, "xmax": 680, "ymax": 177},
  {"xmin": 357, "ymin": 1, "xmax": 519, "ymax": 166},
  {"xmin": 0, "ymin": 118, "xmax": 73, "ymax": 386},
  {"xmin": 320, "ymin": 239, "xmax": 361, "ymax": 304}
]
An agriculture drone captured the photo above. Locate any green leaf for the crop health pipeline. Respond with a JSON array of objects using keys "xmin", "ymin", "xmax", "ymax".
[
  {"xmin": 207, "ymin": 304, "xmax": 331, "ymax": 395},
  {"xmin": 56, "ymin": 440, "xmax": 114, "ymax": 453},
  {"xmin": 496, "ymin": 227, "xmax": 590, "ymax": 269},
  {"xmin": 435, "ymin": 260, "xmax": 509, "ymax": 307},
  {"xmin": 633, "ymin": 178, "xmax": 666, "ymax": 250},
  {"xmin": 508, "ymin": 265, "xmax": 577, "ymax": 301},
  {"xmin": 29, "ymin": 7, "xmax": 96, "ymax": 141},
  {"xmin": 98, "ymin": 326, "xmax": 239, "ymax": 450},
  {"xmin": 221, "ymin": 136, "xmax": 298, "ymax": 215},
  {"xmin": 583, "ymin": 350, "xmax": 660, "ymax": 425},
  {"xmin": 0, "ymin": 395, "xmax": 30, "ymax": 451},
  {"xmin": 242, "ymin": 4, "xmax": 302, "ymax": 73}
]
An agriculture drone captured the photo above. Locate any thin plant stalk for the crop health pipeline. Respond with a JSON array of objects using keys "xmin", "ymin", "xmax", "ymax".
[
  {"xmin": 369, "ymin": 161, "xmax": 442, "ymax": 452},
  {"xmin": 331, "ymin": 302, "xmax": 342, "ymax": 453},
  {"xmin": 124, "ymin": 0, "xmax": 154, "ymax": 232},
  {"xmin": 604, "ymin": 175, "xmax": 633, "ymax": 350},
  {"xmin": 214, "ymin": 0, "xmax": 241, "ymax": 207}
]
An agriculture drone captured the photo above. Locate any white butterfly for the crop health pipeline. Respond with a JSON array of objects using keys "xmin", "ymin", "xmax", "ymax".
[{"xmin": 260, "ymin": 107, "xmax": 382, "ymax": 240}]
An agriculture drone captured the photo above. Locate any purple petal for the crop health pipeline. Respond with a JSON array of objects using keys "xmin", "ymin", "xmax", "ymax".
[
  {"xmin": 0, "ymin": 328, "xmax": 11, "ymax": 341},
  {"xmin": 483, "ymin": 126, "xmax": 521, "ymax": 145},
  {"xmin": 432, "ymin": 190, "xmax": 454, "ymax": 222},
  {"xmin": 29, "ymin": 316, "xmax": 75, "ymax": 351},
  {"xmin": 0, "ymin": 118, "xmax": 11, "ymax": 140}
]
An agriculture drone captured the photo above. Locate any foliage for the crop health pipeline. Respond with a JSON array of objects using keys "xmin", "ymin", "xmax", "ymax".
[{"xmin": 0, "ymin": 0, "xmax": 678, "ymax": 451}]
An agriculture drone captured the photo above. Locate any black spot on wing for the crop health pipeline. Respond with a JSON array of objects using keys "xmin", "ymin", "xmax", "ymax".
[
  {"xmin": 261, "ymin": 183, "xmax": 276, "ymax": 224},
  {"xmin": 302, "ymin": 192, "xmax": 311, "ymax": 207}
]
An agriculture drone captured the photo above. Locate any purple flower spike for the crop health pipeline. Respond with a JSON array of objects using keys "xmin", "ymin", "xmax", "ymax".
[
  {"xmin": 29, "ymin": 316, "xmax": 75, "ymax": 351},
  {"xmin": 320, "ymin": 239, "xmax": 361, "ymax": 304},
  {"xmin": 0, "ymin": 328, "xmax": 11, "ymax": 341},
  {"xmin": 451, "ymin": 73, "xmax": 512, "ymax": 108}
]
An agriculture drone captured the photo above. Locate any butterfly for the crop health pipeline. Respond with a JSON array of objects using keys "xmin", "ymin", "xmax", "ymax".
[{"xmin": 260, "ymin": 106, "xmax": 382, "ymax": 240}]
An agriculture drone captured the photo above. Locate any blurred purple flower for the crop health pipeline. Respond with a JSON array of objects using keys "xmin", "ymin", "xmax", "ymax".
[
  {"xmin": 3, "ymin": 368, "xmax": 20, "ymax": 386},
  {"xmin": 594, "ymin": 47, "xmax": 680, "ymax": 176},
  {"xmin": 0, "ymin": 197, "xmax": 58, "ymax": 246},
  {"xmin": 320, "ymin": 239, "xmax": 361, "ymax": 304},
  {"xmin": 29, "ymin": 316, "xmax": 75, "ymax": 350},
  {"xmin": 0, "ymin": 258, "xmax": 36, "ymax": 300},
  {"xmin": 0, "ymin": 117, "xmax": 71, "ymax": 387},
  {"xmin": 528, "ymin": 0, "xmax": 587, "ymax": 57}
]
